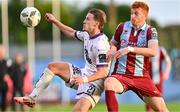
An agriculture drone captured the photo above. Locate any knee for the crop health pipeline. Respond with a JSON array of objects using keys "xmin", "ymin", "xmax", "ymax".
[
  {"xmin": 47, "ymin": 62, "xmax": 56, "ymax": 70},
  {"xmin": 104, "ymin": 77, "xmax": 116, "ymax": 91},
  {"xmin": 47, "ymin": 62, "xmax": 61, "ymax": 75}
]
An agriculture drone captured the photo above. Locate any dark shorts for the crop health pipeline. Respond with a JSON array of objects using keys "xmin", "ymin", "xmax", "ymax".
[{"xmin": 111, "ymin": 74, "xmax": 162, "ymax": 98}]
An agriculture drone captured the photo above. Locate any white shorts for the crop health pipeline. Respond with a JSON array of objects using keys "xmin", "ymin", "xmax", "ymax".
[{"xmin": 65, "ymin": 63, "xmax": 104, "ymax": 108}]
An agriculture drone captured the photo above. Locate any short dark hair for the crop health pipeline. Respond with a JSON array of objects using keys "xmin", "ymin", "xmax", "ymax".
[{"xmin": 88, "ymin": 8, "xmax": 107, "ymax": 30}]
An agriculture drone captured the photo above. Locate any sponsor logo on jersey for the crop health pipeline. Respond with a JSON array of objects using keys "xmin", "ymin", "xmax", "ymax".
[{"xmin": 98, "ymin": 54, "xmax": 106, "ymax": 63}]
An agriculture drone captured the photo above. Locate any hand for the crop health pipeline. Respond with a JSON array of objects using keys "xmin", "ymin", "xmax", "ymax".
[
  {"xmin": 114, "ymin": 47, "xmax": 129, "ymax": 59},
  {"xmin": 71, "ymin": 76, "xmax": 84, "ymax": 85},
  {"xmin": 106, "ymin": 50, "xmax": 116, "ymax": 62},
  {"xmin": 45, "ymin": 13, "xmax": 57, "ymax": 23}
]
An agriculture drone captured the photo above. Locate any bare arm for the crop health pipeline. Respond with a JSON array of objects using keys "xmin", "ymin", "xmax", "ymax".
[
  {"xmin": 45, "ymin": 13, "xmax": 76, "ymax": 38},
  {"xmin": 132, "ymin": 41, "xmax": 158, "ymax": 57},
  {"xmin": 114, "ymin": 41, "xmax": 158, "ymax": 59},
  {"xmin": 86, "ymin": 67, "xmax": 108, "ymax": 82},
  {"xmin": 106, "ymin": 40, "xmax": 117, "ymax": 62},
  {"xmin": 72, "ymin": 67, "xmax": 108, "ymax": 85}
]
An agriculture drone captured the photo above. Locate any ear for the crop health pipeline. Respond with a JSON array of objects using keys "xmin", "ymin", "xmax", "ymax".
[
  {"xmin": 95, "ymin": 21, "xmax": 100, "ymax": 28},
  {"xmin": 144, "ymin": 10, "xmax": 148, "ymax": 18}
]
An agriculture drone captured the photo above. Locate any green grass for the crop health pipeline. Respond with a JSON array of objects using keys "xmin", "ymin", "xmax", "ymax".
[{"xmin": 21, "ymin": 102, "xmax": 180, "ymax": 112}]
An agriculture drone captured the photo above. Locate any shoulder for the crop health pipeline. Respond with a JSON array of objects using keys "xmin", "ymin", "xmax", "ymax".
[
  {"xmin": 114, "ymin": 21, "xmax": 131, "ymax": 36},
  {"xmin": 147, "ymin": 25, "xmax": 158, "ymax": 40},
  {"xmin": 75, "ymin": 31, "xmax": 89, "ymax": 38},
  {"xmin": 115, "ymin": 22, "xmax": 125, "ymax": 31},
  {"xmin": 95, "ymin": 35, "xmax": 110, "ymax": 49},
  {"xmin": 97, "ymin": 34, "xmax": 109, "ymax": 44},
  {"xmin": 147, "ymin": 25, "xmax": 157, "ymax": 33}
]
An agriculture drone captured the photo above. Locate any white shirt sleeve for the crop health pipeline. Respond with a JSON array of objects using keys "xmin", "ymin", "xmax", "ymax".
[{"xmin": 74, "ymin": 31, "xmax": 89, "ymax": 41}]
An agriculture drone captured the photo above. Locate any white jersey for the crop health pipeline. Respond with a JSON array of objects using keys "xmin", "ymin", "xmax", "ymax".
[
  {"xmin": 65, "ymin": 31, "xmax": 110, "ymax": 108},
  {"xmin": 75, "ymin": 31, "xmax": 110, "ymax": 76}
]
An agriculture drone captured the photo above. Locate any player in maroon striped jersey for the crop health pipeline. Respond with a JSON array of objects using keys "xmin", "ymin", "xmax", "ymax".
[{"xmin": 104, "ymin": 1, "xmax": 169, "ymax": 112}]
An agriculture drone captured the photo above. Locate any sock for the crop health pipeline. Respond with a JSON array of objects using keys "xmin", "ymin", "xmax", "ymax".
[
  {"xmin": 29, "ymin": 68, "xmax": 54, "ymax": 100},
  {"xmin": 105, "ymin": 90, "xmax": 119, "ymax": 112}
]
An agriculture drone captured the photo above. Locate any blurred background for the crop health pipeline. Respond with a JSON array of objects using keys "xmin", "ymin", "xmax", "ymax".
[{"xmin": 1, "ymin": 0, "xmax": 180, "ymax": 111}]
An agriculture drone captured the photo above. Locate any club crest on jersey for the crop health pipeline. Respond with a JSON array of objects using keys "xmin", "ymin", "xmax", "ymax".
[
  {"xmin": 141, "ymin": 30, "xmax": 145, "ymax": 35},
  {"xmin": 98, "ymin": 54, "xmax": 106, "ymax": 63}
]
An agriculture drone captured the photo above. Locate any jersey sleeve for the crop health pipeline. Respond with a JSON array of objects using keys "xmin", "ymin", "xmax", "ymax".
[
  {"xmin": 74, "ymin": 31, "xmax": 89, "ymax": 41},
  {"xmin": 95, "ymin": 38, "xmax": 110, "ymax": 68},
  {"xmin": 147, "ymin": 27, "xmax": 158, "ymax": 45},
  {"xmin": 111, "ymin": 23, "xmax": 124, "ymax": 45}
]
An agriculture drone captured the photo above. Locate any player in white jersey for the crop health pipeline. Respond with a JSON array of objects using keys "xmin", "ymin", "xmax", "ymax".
[{"xmin": 14, "ymin": 9, "xmax": 110, "ymax": 112}]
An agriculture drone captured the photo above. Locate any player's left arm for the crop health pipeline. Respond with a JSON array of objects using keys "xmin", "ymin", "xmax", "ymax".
[
  {"xmin": 72, "ymin": 66, "xmax": 108, "ymax": 85},
  {"xmin": 114, "ymin": 27, "xmax": 158, "ymax": 58},
  {"xmin": 114, "ymin": 40, "xmax": 158, "ymax": 59},
  {"xmin": 130, "ymin": 41, "xmax": 158, "ymax": 57},
  {"xmin": 85, "ymin": 66, "xmax": 108, "ymax": 82},
  {"xmin": 131, "ymin": 27, "xmax": 159, "ymax": 57}
]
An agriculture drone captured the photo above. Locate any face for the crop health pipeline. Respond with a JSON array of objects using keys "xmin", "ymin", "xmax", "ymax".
[
  {"xmin": 15, "ymin": 53, "xmax": 24, "ymax": 64},
  {"xmin": 0, "ymin": 47, "xmax": 5, "ymax": 60},
  {"xmin": 131, "ymin": 8, "xmax": 147, "ymax": 28},
  {"xmin": 83, "ymin": 13, "xmax": 99, "ymax": 34}
]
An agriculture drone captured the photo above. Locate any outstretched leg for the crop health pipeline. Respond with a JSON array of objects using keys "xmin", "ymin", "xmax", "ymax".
[{"xmin": 14, "ymin": 62, "xmax": 71, "ymax": 108}]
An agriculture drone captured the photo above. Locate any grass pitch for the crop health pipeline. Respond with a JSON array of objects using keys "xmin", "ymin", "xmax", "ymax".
[{"xmin": 22, "ymin": 102, "xmax": 180, "ymax": 112}]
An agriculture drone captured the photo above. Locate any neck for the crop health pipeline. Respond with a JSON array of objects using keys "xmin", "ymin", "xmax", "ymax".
[
  {"xmin": 89, "ymin": 30, "xmax": 101, "ymax": 37},
  {"xmin": 133, "ymin": 22, "xmax": 145, "ymax": 30}
]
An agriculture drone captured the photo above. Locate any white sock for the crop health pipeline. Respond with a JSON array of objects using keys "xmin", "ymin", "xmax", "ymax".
[{"xmin": 29, "ymin": 68, "xmax": 54, "ymax": 100}]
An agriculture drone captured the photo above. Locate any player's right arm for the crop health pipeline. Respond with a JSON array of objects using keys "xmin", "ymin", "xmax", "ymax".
[
  {"xmin": 106, "ymin": 23, "xmax": 122, "ymax": 61},
  {"xmin": 106, "ymin": 40, "xmax": 117, "ymax": 62},
  {"xmin": 45, "ymin": 13, "xmax": 76, "ymax": 38}
]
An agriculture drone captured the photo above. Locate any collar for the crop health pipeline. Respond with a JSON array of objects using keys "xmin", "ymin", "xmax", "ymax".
[
  {"xmin": 90, "ymin": 32, "xmax": 104, "ymax": 39},
  {"xmin": 129, "ymin": 21, "xmax": 147, "ymax": 31}
]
